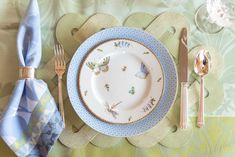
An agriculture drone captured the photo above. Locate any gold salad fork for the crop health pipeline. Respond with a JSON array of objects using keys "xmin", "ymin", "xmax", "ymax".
[{"xmin": 54, "ymin": 44, "xmax": 66, "ymax": 125}]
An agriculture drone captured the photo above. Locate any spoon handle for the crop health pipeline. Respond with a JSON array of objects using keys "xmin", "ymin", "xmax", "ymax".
[
  {"xmin": 197, "ymin": 77, "xmax": 204, "ymax": 128},
  {"xmin": 180, "ymin": 82, "xmax": 188, "ymax": 129}
]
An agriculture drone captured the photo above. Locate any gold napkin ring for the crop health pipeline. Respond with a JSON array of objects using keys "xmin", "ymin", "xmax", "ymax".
[{"xmin": 19, "ymin": 67, "xmax": 35, "ymax": 79}]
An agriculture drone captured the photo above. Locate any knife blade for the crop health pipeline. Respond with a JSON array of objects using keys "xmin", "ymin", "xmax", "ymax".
[
  {"xmin": 179, "ymin": 27, "xmax": 188, "ymax": 129},
  {"xmin": 179, "ymin": 28, "xmax": 188, "ymax": 82}
]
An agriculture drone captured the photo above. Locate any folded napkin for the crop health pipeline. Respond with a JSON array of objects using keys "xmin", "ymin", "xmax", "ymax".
[{"xmin": 0, "ymin": 0, "xmax": 64, "ymax": 156}]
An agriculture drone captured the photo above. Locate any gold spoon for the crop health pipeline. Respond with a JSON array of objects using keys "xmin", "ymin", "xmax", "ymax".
[{"xmin": 194, "ymin": 49, "xmax": 211, "ymax": 128}]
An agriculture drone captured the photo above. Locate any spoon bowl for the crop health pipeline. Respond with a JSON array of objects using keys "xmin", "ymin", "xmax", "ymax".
[{"xmin": 194, "ymin": 50, "xmax": 210, "ymax": 77}]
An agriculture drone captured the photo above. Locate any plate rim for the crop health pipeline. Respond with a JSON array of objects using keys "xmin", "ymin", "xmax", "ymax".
[
  {"xmin": 78, "ymin": 38, "xmax": 165, "ymax": 124},
  {"xmin": 67, "ymin": 26, "xmax": 178, "ymax": 137}
]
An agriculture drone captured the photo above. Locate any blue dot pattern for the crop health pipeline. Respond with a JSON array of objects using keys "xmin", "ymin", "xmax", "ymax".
[{"xmin": 67, "ymin": 27, "xmax": 178, "ymax": 137}]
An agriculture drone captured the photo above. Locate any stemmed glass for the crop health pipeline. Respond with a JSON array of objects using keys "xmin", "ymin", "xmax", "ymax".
[{"xmin": 195, "ymin": 0, "xmax": 235, "ymax": 34}]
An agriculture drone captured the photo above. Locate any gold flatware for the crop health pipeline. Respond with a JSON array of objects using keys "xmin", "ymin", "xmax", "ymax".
[
  {"xmin": 194, "ymin": 49, "xmax": 210, "ymax": 128},
  {"xmin": 54, "ymin": 44, "xmax": 66, "ymax": 125},
  {"xmin": 178, "ymin": 27, "xmax": 188, "ymax": 129}
]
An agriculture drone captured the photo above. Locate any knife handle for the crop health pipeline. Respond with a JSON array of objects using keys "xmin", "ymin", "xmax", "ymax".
[{"xmin": 180, "ymin": 82, "xmax": 188, "ymax": 129}]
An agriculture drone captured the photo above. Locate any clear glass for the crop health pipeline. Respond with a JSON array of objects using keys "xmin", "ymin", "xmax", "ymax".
[{"xmin": 195, "ymin": 0, "xmax": 235, "ymax": 34}]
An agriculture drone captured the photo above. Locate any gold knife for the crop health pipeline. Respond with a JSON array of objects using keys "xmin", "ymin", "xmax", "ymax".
[{"xmin": 179, "ymin": 27, "xmax": 188, "ymax": 129}]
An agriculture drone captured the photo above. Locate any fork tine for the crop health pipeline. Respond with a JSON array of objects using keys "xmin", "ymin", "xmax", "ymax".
[
  {"xmin": 54, "ymin": 45, "xmax": 57, "ymax": 59},
  {"xmin": 60, "ymin": 44, "xmax": 66, "ymax": 66},
  {"xmin": 56, "ymin": 44, "xmax": 61, "ymax": 66},
  {"xmin": 58, "ymin": 44, "xmax": 65, "ymax": 67},
  {"xmin": 54, "ymin": 44, "xmax": 66, "ymax": 68},
  {"xmin": 58, "ymin": 45, "xmax": 63, "ymax": 66},
  {"xmin": 60, "ymin": 44, "xmax": 64, "ymax": 54},
  {"xmin": 55, "ymin": 45, "xmax": 59, "ymax": 65},
  {"xmin": 54, "ymin": 45, "xmax": 58, "ymax": 66},
  {"xmin": 63, "ymin": 58, "xmax": 66, "ymax": 67}
]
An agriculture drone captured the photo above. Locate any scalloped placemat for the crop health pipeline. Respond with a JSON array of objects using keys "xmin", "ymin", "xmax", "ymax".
[
  {"xmin": 56, "ymin": 13, "xmax": 87, "ymax": 57},
  {"xmin": 127, "ymin": 117, "xmax": 172, "ymax": 148},
  {"xmin": 91, "ymin": 134, "xmax": 122, "ymax": 148},
  {"xmin": 73, "ymin": 13, "xmax": 121, "ymax": 44},
  {"xmin": 123, "ymin": 12, "xmax": 156, "ymax": 30},
  {"xmin": 56, "ymin": 12, "xmax": 224, "ymax": 149}
]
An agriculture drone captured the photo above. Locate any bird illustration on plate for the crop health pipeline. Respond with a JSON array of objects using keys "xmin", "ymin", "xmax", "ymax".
[
  {"xmin": 86, "ymin": 56, "xmax": 110, "ymax": 75},
  {"xmin": 135, "ymin": 62, "xmax": 149, "ymax": 79},
  {"xmin": 105, "ymin": 101, "xmax": 122, "ymax": 119}
]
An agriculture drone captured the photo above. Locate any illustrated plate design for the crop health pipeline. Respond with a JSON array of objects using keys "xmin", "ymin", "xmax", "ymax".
[{"xmin": 79, "ymin": 39, "xmax": 164, "ymax": 124}]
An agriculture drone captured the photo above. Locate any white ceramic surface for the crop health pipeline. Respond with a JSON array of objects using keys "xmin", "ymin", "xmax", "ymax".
[{"xmin": 79, "ymin": 39, "xmax": 164, "ymax": 124}]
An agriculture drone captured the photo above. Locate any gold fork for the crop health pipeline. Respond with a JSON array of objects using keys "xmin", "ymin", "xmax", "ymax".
[{"xmin": 54, "ymin": 44, "xmax": 66, "ymax": 125}]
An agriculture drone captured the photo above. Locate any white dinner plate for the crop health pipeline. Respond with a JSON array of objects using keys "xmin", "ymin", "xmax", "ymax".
[{"xmin": 79, "ymin": 39, "xmax": 164, "ymax": 124}]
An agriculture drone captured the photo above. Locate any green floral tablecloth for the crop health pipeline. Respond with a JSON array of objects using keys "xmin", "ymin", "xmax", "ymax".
[{"xmin": 0, "ymin": 0, "xmax": 235, "ymax": 156}]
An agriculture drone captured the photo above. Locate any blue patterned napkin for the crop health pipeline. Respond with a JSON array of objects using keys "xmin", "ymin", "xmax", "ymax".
[{"xmin": 0, "ymin": 0, "xmax": 64, "ymax": 156}]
